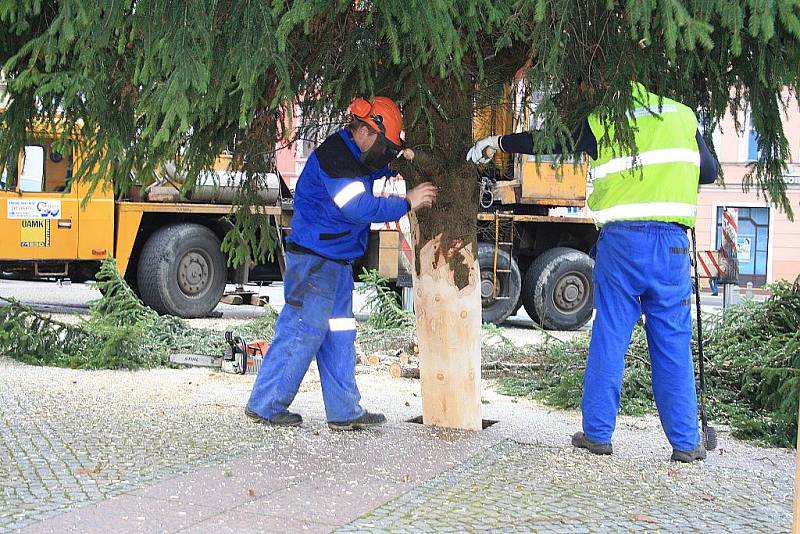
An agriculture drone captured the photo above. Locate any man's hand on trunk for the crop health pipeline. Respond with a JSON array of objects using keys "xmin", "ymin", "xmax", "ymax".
[{"xmin": 406, "ymin": 182, "xmax": 437, "ymax": 211}]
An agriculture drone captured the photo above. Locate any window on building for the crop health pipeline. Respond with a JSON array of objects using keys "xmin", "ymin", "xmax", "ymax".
[
  {"xmin": 715, "ymin": 206, "xmax": 770, "ymax": 287},
  {"xmin": 747, "ymin": 126, "xmax": 760, "ymax": 161}
]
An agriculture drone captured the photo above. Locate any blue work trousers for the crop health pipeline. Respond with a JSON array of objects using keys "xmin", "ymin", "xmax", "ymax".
[
  {"xmin": 246, "ymin": 251, "xmax": 364, "ymax": 423},
  {"xmin": 583, "ymin": 221, "xmax": 700, "ymax": 452}
]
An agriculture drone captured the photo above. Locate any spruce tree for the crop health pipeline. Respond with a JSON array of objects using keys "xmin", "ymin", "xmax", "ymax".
[{"xmin": 2, "ymin": 0, "xmax": 799, "ymax": 428}]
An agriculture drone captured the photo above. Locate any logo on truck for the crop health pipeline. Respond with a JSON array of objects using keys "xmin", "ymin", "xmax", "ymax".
[{"xmin": 6, "ymin": 199, "xmax": 62, "ymax": 219}]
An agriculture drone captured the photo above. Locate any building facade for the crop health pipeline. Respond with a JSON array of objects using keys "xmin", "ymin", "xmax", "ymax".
[{"xmin": 695, "ymin": 93, "xmax": 800, "ymax": 287}]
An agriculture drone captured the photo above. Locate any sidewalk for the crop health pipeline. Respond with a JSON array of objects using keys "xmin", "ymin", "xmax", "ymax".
[{"xmin": 1, "ymin": 358, "xmax": 795, "ymax": 533}]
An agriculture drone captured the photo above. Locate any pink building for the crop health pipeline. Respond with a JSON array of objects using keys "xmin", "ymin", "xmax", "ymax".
[{"xmin": 696, "ymin": 93, "xmax": 800, "ymax": 287}]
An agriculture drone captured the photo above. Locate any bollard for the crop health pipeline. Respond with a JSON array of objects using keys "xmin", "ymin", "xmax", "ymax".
[
  {"xmin": 402, "ymin": 286, "xmax": 415, "ymax": 313},
  {"xmin": 722, "ymin": 284, "xmax": 739, "ymax": 309}
]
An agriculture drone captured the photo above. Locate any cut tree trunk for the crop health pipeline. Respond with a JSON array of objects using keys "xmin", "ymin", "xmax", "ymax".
[
  {"xmin": 390, "ymin": 75, "xmax": 487, "ymax": 431},
  {"xmin": 388, "ymin": 362, "xmax": 420, "ymax": 379},
  {"xmin": 410, "ymin": 229, "xmax": 482, "ymax": 429},
  {"xmin": 390, "ymin": 69, "xmax": 527, "ymax": 430}
]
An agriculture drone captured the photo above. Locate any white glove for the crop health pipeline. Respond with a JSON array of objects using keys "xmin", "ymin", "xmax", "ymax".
[{"xmin": 466, "ymin": 135, "xmax": 500, "ymax": 164}]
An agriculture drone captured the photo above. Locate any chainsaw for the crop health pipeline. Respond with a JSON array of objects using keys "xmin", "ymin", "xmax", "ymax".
[{"xmin": 169, "ymin": 330, "xmax": 268, "ymax": 375}]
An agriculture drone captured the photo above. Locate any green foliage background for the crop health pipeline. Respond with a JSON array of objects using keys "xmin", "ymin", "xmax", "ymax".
[
  {"xmin": 0, "ymin": 259, "xmax": 278, "ymax": 369},
  {"xmin": 1, "ymin": 0, "xmax": 799, "ymax": 225}
]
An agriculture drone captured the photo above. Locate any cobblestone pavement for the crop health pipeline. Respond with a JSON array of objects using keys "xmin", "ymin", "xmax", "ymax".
[
  {"xmin": 0, "ymin": 358, "xmax": 305, "ymax": 531},
  {"xmin": 1, "ymin": 353, "xmax": 795, "ymax": 533},
  {"xmin": 340, "ymin": 440, "xmax": 793, "ymax": 532}
]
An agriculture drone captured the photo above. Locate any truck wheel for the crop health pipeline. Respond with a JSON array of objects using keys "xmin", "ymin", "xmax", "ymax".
[
  {"xmin": 521, "ymin": 247, "xmax": 593, "ymax": 331},
  {"xmin": 136, "ymin": 223, "xmax": 227, "ymax": 318},
  {"xmin": 477, "ymin": 241, "xmax": 522, "ymax": 325}
]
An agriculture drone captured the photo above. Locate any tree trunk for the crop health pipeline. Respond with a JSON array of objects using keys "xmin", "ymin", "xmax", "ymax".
[
  {"xmin": 395, "ymin": 78, "xmax": 483, "ymax": 430},
  {"xmin": 410, "ymin": 216, "xmax": 482, "ymax": 430}
]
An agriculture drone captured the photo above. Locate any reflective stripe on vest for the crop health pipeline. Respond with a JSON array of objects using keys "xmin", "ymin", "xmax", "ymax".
[
  {"xmin": 587, "ymin": 83, "xmax": 700, "ymax": 228},
  {"xmin": 591, "ymin": 148, "xmax": 700, "ymax": 180},
  {"xmin": 333, "ymin": 182, "xmax": 366, "ymax": 208},
  {"xmin": 590, "ymin": 202, "xmax": 697, "ymax": 225},
  {"xmin": 329, "ymin": 317, "xmax": 357, "ymax": 331}
]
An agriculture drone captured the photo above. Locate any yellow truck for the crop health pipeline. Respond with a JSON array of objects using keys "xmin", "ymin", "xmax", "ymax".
[
  {"xmin": 0, "ymin": 114, "xmax": 407, "ymax": 318},
  {"xmin": 469, "ymin": 100, "xmax": 599, "ymax": 330},
  {"xmin": 0, "ymin": 132, "xmax": 286, "ymax": 317}
]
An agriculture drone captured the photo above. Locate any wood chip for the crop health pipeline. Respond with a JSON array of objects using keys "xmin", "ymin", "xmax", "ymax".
[
  {"xmin": 389, "ymin": 363, "xmax": 402, "ymax": 379},
  {"xmin": 75, "ymin": 467, "xmax": 102, "ymax": 475}
]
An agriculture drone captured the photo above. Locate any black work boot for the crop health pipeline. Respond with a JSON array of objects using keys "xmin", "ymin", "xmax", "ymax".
[
  {"xmin": 328, "ymin": 411, "xmax": 386, "ymax": 431},
  {"xmin": 244, "ymin": 407, "xmax": 303, "ymax": 427},
  {"xmin": 671, "ymin": 444, "xmax": 707, "ymax": 463},
  {"xmin": 571, "ymin": 431, "xmax": 613, "ymax": 455}
]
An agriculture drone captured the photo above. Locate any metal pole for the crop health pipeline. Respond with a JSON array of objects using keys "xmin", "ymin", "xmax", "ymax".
[{"xmin": 691, "ymin": 228, "xmax": 710, "ymax": 439}]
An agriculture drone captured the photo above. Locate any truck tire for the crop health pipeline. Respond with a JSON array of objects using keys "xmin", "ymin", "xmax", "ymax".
[
  {"xmin": 136, "ymin": 223, "xmax": 227, "ymax": 318},
  {"xmin": 521, "ymin": 247, "xmax": 593, "ymax": 331},
  {"xmin": 477, "ymin": 241, "xmax": 522, "ymax": 325}
]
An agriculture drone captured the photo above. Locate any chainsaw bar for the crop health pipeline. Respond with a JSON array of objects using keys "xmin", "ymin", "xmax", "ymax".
[{"xmin": 170, "ymin": 352, "xmax": 222, "ymax": 368}]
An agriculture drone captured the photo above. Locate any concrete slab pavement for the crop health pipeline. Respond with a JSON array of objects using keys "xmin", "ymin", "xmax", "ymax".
[{"xmin": 3, "ymin": 360, "xmax": 794, "ymax": 533}]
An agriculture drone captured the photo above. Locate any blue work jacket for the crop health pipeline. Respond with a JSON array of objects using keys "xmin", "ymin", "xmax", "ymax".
[{"xmin": 287, "ymin": 129, "xmax": 410, "ymax": 261}]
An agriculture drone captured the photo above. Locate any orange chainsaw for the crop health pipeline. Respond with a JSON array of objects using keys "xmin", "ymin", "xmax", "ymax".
[{"xmin": 169, "ymin": 330, "xmax": 268, "ymax": 375}]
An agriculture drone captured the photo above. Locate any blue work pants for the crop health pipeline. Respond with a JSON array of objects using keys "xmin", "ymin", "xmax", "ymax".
[
  {"xmin": 246, "ymin": 251, "xmax": 364, "ymax": 423},
  {"xmin": 583, "ymin": 221, "xmax": 700, "ymax": 452}
]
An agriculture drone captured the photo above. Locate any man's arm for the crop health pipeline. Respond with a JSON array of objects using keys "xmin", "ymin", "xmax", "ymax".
[
  {"xmin": 696, "ymin": 131, "xmax": 718, "ymax": 185},
  {"xmin": 496, "ymin": 119, "xmax": 598, "ymax": 160},
  {"xmin": 321, "ymin": 166, "xmax": 410, "ymax": 224},
  {"xmin": 473, "ymin": 121, "xmax": 718, "ymax": 185}
]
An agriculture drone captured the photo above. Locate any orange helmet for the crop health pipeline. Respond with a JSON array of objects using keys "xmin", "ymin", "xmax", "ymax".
[{"xmin": 349, "ymin": 96, "xmax": 403, "ymax": 147}]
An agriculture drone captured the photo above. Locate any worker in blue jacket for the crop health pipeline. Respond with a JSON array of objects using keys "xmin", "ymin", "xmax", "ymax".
[
  {"xmin": 468, "ymin": 82, "xmax": 718, "ymax": 462},
  {"xmin": 246, "ymin": 96, "xmax": 437, "ymax": 430}
]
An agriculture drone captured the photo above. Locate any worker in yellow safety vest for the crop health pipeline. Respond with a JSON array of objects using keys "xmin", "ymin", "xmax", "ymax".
[{"xmin": 467, "ymin": 82, "xmax": 718, "ymax": 462}]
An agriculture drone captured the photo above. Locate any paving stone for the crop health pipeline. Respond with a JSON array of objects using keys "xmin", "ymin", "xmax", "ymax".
[
  {"xmin": 0, "ymin": 359, "xmax": 300, "ymax": 531},
  {"xmin": 340, "ymin": 440, "xmax": 793, "ymax": 533}
]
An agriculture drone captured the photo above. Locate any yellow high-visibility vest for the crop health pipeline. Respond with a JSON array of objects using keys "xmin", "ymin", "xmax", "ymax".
[{"xmin": 587, "ymin": 83, "xmax": 700, "ymax": 228}]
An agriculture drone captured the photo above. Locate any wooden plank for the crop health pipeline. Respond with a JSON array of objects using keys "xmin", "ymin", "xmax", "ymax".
[
  {"xmin": 477, "ymin": 212, "xmax": 594, "ymax": 225},
  {"xmin": 411, "ymin": 215, "xmax": 482, "ymax": 431},
  {"xmin": 220, "ymin": 294, "xmax": 244, "ymax": 305},
  {"xmin": 495, "ymin": 180, "xmax": 519, "ymax": 205},
  {"xmin": 365, "ymin": 230, "xmax": 400, "ymax": 280},
  {"xmin": 117, "ymin": 201, "xmax": 282, "ymax": 215}
]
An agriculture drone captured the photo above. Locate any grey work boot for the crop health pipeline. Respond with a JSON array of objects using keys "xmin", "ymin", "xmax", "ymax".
[
  {"xmin": 244, "ymin": 407, "xmax": 303, "ymax": 427},
  {"xmin": 328, "ymin": 411, "xmax": 386, "ymax": 431},
  {"xmin": 670, "ymin": 444, "xmax": 707, "ymax": 463},
  {"xmin": 571, "ymin": 431, "xmax": 613, "ymax": 455}
]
